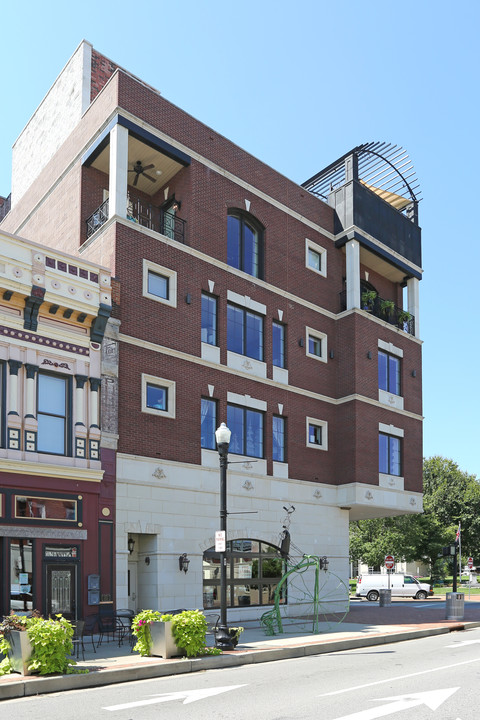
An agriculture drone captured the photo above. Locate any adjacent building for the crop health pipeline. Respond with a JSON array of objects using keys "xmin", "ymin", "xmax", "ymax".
[
  {"xmin": 0, "ymin": 41, "xmax": 423, "ymax": 622},
  {"xmin": 0, "ymin": 228, "xmax": 113, "ymax": 618}
]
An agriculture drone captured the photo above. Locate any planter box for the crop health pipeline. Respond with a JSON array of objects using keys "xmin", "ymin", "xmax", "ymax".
[
  {"xmin": 150, "ymin": 621, "xmax": 184, "ymax": 659},
  {"xmin": 6, "ymin": 630, "xmax": 33, "ymax": 675}
]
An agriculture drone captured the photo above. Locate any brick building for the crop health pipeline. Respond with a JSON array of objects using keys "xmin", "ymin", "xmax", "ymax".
[
  {"xmin": 0, "ymin": 227, "xmax": 113, "ymax": 619},
  {"xmin": 0, "ymin": 41, "xmax": 423, "ymax": 621}
]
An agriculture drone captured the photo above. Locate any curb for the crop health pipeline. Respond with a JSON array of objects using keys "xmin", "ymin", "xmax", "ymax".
[{"xmin": 2, "ymin": 621, "xmax": 479, "ymax": 701}]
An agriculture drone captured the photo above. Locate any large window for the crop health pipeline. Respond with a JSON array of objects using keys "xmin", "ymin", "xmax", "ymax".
[
  {"xmin": 201, "ymin": 398, "xmax": 217, "ymax": 449},
  {"xmin": 227, "ymin": 211, "xmax": 264, "ymax": 278},
  {"xmin": 272, "ymin": 322, "xmax": 285, "ymax": 368},
  {"xmin": 272, "ymin": 415, "xmax": 286, "ymax": 462},
  {"xmin": 379, "ymin": 433, "xmax": 401, "ymax": 476},
  {"xmin": 201, "ymin": 293, "xmax": 217, "ymax": 345},
  {"xmin": 227, "ymin": 404, "xmax": 263, "ymax": 458},
  {"xmin": 37, "ymin": 373, "xmax": 70, "ymax": 455},
  {"xmin": 378, "ymin": 351, "xmax": 401, "ymax": 395},
  {"xmin": 203, "ymin": 539, "xmax": 286, "ymax": 608},
  {"xmin": 10, "ymin": 539, "xmax": 33, "ymax": 614},
  {"xmin": 227, "ymin": 304, "xmax": 263, "ymax": 361}
]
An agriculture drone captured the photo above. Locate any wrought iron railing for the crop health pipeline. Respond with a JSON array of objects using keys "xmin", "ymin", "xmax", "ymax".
[
  {"xmin": 86, "ymin": 195, "xmax": 186, "ymax": 244},
  {"xmin": 339, "ymin": 291, "xmax": 415, "ymax": 336},
  {"xmin": 86, "ymin": 198, "xmax": 109, "ymax": 238}
]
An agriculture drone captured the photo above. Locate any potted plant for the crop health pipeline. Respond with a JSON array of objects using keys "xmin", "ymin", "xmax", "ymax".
[
  {"xmin": 361, "ymin": 290, "xmax": 377, "ymax": 311},
  {"xmin": 397, "ymin": 309, "xmax": 412, "ymax": 327},
  {"xmin": 380, "ymin": 298, "xmax": 395, "ymax": 319},
  {"xmin": 132, "ymin": 609, "xmax": 221, "ymax": 659},
  {"xmin": 0, "ymin": 611, "xmax": 80, "ymax": 676}
]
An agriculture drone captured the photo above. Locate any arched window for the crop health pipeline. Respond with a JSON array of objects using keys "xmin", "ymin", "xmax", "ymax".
[
  {"xmin": 203, "ymin": 538, "xmax": 286, "ymax": 609},
  {"xmin": 227, "ymin": 211, "xmax": 264, "ymax": 279}
]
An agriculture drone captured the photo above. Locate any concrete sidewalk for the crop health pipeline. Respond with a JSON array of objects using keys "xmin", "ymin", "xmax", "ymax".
[{"xmin": 2, "ymin": 597, "xmax": 480, "ymax": 700}]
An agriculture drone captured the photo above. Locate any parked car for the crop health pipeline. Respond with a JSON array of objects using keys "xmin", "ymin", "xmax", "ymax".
[{"xmin": 356, "ymin": 573, "xmax": 432, "ymax": 601}]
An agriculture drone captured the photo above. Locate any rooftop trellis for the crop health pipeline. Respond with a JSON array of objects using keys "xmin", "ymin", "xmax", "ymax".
[{"xmin": 302, "ymin": 142, "xmax": 422, "ymax": 211}]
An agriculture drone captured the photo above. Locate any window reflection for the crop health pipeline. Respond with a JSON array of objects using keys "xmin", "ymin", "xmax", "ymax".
[
  {"xmin": 10, "ymin": 539, "xmax": 33, "ymax": 614},
  {"xmin": 203, "ymin": 538, "xmax": 285, "ymax": 609}
]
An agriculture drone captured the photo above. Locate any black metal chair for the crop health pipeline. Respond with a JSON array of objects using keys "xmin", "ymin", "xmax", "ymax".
[
  {"xmin": 71, "ymin": 620, "xmax": 85, "ymax": 661},
  {"xmin": 83, "ymin": 614, "xmax": 98, "ymax": 652},
  {"xmin": 114, "ymin": 609, "xmax": 135, "ymax": 647}
]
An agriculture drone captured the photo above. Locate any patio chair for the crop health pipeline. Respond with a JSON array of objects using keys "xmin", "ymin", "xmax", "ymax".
[{"xmin": 71, "ymin": 620, "xmax": 85, "ymax": 661}]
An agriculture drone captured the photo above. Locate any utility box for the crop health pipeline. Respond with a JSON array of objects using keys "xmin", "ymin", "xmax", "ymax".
[{"xmin": 379, "ymin": 589, "xmax": 392, "ymax": 606}]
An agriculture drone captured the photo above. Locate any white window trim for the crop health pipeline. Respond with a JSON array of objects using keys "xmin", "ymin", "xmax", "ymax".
[
  {"xmin": 227, "ymin": 289, "xmax": 266, "ymax": 315},
  {"xmin": 227, "ymin": 392, "xmax": 267, "ymax": 411},
  {"xmin": 378, "ymin": 339, "xmax": 403, "ymax": 358},
  {"xmin": 305, "ymin": 238, "xmax": 327, "ymax": 278},
  {"xmin": 141, "ymin": 373, "xmax": 176, "ymax": 419},
  {"xmin": 143, "ymin": 259, "xmax": 177, "ymax": 308},
  {"xmin": 306, "ymin": 327, "xmax": 328, "ymax": 363},
  {"xmin": 306, "ymin": 417, "xmax": 328, "ymax": 451},
  {"xmin": 379, "ymin": 422, "xmax": 404, "ymax": 438}
]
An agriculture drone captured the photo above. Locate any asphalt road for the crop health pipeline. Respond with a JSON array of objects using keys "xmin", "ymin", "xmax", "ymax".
[{"xmin": 4, "ymin": 626, "xmax": 480, "ymax": 719}]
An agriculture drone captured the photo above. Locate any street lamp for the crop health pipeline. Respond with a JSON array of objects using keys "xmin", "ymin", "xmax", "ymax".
[{"xmin": 214, "ymin": 422, "xmax": 235, "ymax": 650}]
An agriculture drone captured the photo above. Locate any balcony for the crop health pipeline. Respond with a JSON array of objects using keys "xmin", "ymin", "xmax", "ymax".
[
  {"xmin": 86, "ymin": 194, "xmax": 186, "ymax": 243},
  {"xmin": 339, "ymin": 290, "xmax": 415, "ymax": 336}
]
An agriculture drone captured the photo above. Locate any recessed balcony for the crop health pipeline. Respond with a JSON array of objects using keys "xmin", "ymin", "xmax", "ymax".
[
  {"xmin": 86, "ymin": 194, "xmax": 186, "ymax": 243},
  {"xmin": 339, "ymin": 290, "xmax": 415, "ymax": 336}
]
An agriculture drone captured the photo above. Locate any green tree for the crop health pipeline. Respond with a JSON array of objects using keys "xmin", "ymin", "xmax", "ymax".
[{"xmin": 350, "ymin": 456, "xmax": 480, "ymax": 577}]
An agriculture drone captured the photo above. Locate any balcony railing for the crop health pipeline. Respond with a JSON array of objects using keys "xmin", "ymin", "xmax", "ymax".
[
  {"xmin": 339, "ymin": 291, "xmax": 415, "ymax": 336},
  {"xmin": 86, "ymin": 194, "xmax": 186, "ymax": 244},
  {"xmin": 86, "ymin": 198, "xmax": 109, "ymax": 238}
]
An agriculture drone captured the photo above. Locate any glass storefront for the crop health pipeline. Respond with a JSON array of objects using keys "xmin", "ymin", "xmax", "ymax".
[{"xmin": 203, "ymin": 538, "xmax": 286, "ymax": 609}]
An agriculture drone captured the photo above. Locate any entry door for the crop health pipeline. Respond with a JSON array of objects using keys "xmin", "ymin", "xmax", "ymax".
[
  {"xmin": 46, "ymin": 564, "xmax": 76, "ymax": 620},
  {"xmin": 128, "ymin": 562, "xmax": 137, "ymax": 612}
]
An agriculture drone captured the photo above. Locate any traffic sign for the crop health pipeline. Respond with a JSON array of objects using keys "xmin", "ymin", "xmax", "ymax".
[
  {"xmin": 384, "ymin": 554, "xmax": 395, "ymax": 569},
  {"xmin": 215, "ymin": 530, "xmax": 226, "ymax": 552},
  {"xmin": 468, "ymin": 556, "xmax": 474, "ymax": 569}
]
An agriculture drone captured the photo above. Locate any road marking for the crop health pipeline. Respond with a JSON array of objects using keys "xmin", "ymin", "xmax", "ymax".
[
  {"xmin": 332, "ymin": 688, "xmax": 459, "ymax": 719},
  {"xmin": 318, "ymin": 657, "xmax": 480, "ymax": 697},
  {"xmin": 103, "ymin": 684, "xmax": 247, "ymax": 710},
  {"xmin": 446, "ymin": 639, "xmax": 480, "ymax": 647}
]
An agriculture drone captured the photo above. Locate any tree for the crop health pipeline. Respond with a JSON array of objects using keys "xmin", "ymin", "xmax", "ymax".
[{"xmin": 350, "ymin": 456, "xmax": 480, "ymax": 576}]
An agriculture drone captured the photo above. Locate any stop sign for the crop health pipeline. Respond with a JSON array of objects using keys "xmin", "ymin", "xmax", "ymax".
[
  {"xmin": 468, "ymin": 557, "xmax": 474, "ymax": 569},
  {"xmin": 385, "ymin": 554, "xmax": 395, "ymax": 569}
]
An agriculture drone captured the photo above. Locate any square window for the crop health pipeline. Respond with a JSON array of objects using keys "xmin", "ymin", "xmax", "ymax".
[
  {"xmin": 306, "ymin": 327, "xmax": 327, "ymax": 363},
  {"xmin": 146, "ymin": 384, "xmax": 168, "ymax": 411},
  {"xmin": 143, "ymin": 259, "xmax": 177, "ymax": 307},
  {"xmin": 306, "ymin": 417, "xmax": 328, "ymax": 450},
  {"xmin": 141, "ymin": 374, "xmax": 176, "ymax": 419},
  {"xmin": 305, "ymin": 239, "xmax": 327, "ymax": 277},
  {"xmin": 147, "ymin": 271, "xmax": 168, "ymax": 299}
]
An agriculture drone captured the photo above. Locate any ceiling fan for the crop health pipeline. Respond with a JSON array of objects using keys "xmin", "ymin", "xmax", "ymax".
[{"xmin": 128, "ymin": 160, "xmax": 156, "ymax": 186}]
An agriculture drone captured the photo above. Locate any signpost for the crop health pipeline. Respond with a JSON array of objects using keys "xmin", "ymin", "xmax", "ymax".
[
  {"xmin": 467, "ymin": 556, "xmax": 473, "ymax": 570},
  {"xmin": 385, "ymin": 555, "xmax": 394, "ymax": 591}
]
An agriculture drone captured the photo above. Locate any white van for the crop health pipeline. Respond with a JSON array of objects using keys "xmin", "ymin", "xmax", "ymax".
[{"xmin": 356, "ymin": 573, "xmax": 432, "ymax": 601}]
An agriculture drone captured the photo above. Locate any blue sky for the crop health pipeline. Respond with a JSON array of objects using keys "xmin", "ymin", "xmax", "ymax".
[{"xmin": 1, "ymin": 1, "xmax": 479, "ymax": 476}]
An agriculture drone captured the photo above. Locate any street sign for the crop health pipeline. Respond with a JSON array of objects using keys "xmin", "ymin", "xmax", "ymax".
[
  {"xmin": 384, "ymin": 554, "xmax": 395, "ymax": 569},
  {"xmin": 468, "ymin": 556, "xmax": 474, "ymax": 569},
  {"xmin": 215, "ymin": 530, "xmax": 226, "ymax": 552}
]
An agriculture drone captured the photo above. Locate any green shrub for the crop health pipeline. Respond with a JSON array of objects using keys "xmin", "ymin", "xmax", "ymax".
[{"xmin": 171, "ymin": 610, "xmax": 209, "ymax": 658}]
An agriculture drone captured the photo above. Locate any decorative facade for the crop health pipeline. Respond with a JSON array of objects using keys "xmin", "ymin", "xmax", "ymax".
[{"xmin": 0, "ymin": 41, "xmax": 423, "ymax": 622}]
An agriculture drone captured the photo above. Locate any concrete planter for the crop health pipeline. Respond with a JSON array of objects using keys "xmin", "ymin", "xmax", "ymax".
[
  {"xmin": 150, "ymin": 621, "xmax": 184, "ymax": 659},
  {"xmin": 5, "ymin": 630, "xmax": 33, "ymax": 675}
]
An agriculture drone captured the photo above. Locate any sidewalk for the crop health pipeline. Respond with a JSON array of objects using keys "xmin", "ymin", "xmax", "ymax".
[{"xmin": 2, "ymin": 597, "xmax": 480, "ymax": 700}]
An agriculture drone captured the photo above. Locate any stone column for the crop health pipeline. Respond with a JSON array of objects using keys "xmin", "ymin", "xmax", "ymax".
[
  {"xmin": 345, "ymin": 239, "xmax": 361, "ymax": 310},
  {"xmin": 109, "ymin": 123, "xmax": 128, "ymax": 220},
  {"xmin": 407, "ymin": 277, "xmax": 420, "ymax": 339},
  {"xmin": 89, "ymin": 378, "xmax": 101, "ymax": 429},
  {"xmin": 24, "ymin": 364, "xmax": 38, "ymax": 418}
]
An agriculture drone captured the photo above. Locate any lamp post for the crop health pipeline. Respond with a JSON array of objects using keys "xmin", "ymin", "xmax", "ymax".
[{"xmin": 214, "ymin": 422, "xmax": 234, "ymax": 650}]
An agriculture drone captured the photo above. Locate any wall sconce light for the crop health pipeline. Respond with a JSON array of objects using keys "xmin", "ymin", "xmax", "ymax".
[
  {"xmin": 145, "ymin": 556, "xmax": 150, "ymax": 566},
  {"xmin": 185, "ymin": 293, "xmax": 192, "ymax": 304},
  {"xmin": 329, "ymin": 349, "xmax": 335, "ymax": 359},
  {"xmin": 178, "ymin": 553, "xmax": 190, "ymax": 574},
  {"xmin": 367, "ymin": 351, "xmax": 372, "ymax": 359},
  {"xmin": 172, "ymin": 198, "xmax": 181, "ymax": 212},
  {"xmin": 128, "ymin": 537, "xmax": 135, "ymax": 555},
  {"xmin": 411, "ymin": 370, "xmax": 417, "ymax": 378},
  {"xmin": 298, "ymin": 338, "xmax": 304, "ymax": 347}
]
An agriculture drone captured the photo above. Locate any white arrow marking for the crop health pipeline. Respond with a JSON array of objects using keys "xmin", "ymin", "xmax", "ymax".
[
  {"xmin": 103, "ymin": 684, "xmax": 247, "ymax": 710},
  {"xmin": 332, "ymin": 687, "xmax": 459, "ymax": 720},
  {"xmin": 446, "ymin": 639, "xmax": 480, "ymax": 647}
]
